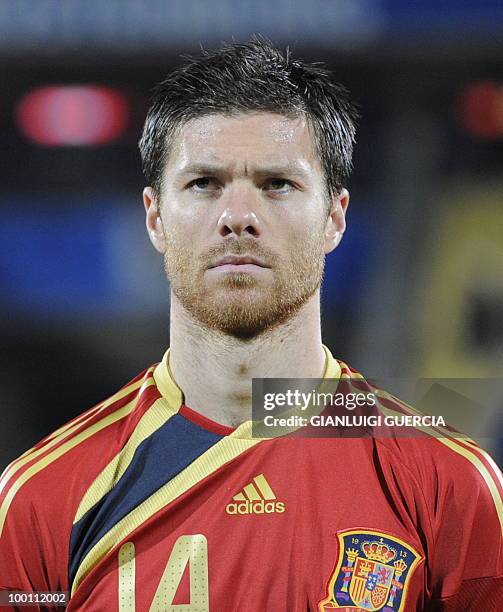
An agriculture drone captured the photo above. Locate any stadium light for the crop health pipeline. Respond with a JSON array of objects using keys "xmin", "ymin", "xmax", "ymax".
[
  {"xmin": 15, "ymin": 85, "xmax": 129, "ymax": 146},
  {"xmin": 457, "ymin": 81, "xmax": 503, "ymax": 140}
]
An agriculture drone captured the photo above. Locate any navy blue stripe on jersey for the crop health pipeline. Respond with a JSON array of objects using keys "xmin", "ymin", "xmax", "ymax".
[{"xmin": 69, "ymin": 414, "xmax": 222, "ymax": 586}]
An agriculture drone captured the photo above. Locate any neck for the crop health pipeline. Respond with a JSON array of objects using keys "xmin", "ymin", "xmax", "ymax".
[{"xmin": 168, "ymin": 292, "xmax": 326, "ymax": 427}]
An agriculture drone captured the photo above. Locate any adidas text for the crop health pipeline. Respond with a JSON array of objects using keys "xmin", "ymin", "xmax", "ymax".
[{"xmin": 226, "ymin": 500, "xmax": 286, "ymax": 515}]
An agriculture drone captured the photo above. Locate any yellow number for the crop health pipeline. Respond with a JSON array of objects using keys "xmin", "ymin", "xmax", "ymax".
[
  {"xmin": 118, "ymin": 542, "xmax": 136, "ymax": 612},
  {"xmin": 118, "ymin": 534, "xmax": 209, "ymax": 612}
]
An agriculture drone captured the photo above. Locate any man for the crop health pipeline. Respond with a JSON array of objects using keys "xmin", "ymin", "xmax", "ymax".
[{"xmin": 0, "ymin": 39, "xmax": 501, "ymax": 611}]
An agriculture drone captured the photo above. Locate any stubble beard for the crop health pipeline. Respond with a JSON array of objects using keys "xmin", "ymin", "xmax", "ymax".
[{"xmin": 163, "ymin": 232, "xmax": 326, "ymax": 340}]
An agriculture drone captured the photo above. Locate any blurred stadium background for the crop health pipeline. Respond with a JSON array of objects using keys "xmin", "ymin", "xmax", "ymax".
[{"xmin": 1, "ymin": 0, "xmax": 502, "ymax": 468}]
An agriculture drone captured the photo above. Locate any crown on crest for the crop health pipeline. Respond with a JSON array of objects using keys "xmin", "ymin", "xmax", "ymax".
[
  {"xmin": 393, "ymin": 559, "xmax": 408, "ymax": 573},
  {"xmin": 361, "ymin": 539, "xmax": 397, "ymax": 564}
]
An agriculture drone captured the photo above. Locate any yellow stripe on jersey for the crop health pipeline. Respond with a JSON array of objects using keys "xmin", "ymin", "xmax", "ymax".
[
  {"xmin": 71, "ymin": 424, "xmax": 261, "ymax": 596},
  {"xmin": 74, "ymin": 396, "xmax": 178, "ymax": 523},
  {"xmin": 337, "ymin": 360, "xmax": 364, "ymax": 380},
  {"xmin": 1, "ymin": 406, "xmax": 106, "ymax": 482},
  {"xmin": 3, "ymin": 404, "xmax": 101, "ymax": 471},
  {"xmin": 1, "ymin": 405, "xmax": 102, "ymax": 483},
  {"xmin": 0, "ymin": 375, "xmax": 156, "ymax": 537},
  {"xmin": 4, "ymin": 375, "xmax": 154, "ymax": 476},
  {"xmin": 0, "ymin": 372, "xmax": 152, "ymax": 492},
  {"xmin": 380, "ymin": 404, "xmax": 503, "ymax": 535},
  {"xmin": 372, "ymin": 386, "xmax": 503, "ymax": 494},
  {"xmin": 434, "ymin": 437, "xmax": 503, "ymax": 535}
]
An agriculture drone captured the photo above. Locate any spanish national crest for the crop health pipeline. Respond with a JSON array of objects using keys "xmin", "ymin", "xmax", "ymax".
[{"xmin": 318, "ymin": 529, "xmax": 423, "ymax": 611}]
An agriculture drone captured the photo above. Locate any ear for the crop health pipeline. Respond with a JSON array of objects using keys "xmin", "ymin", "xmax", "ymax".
[
  {"xmin": 323, "ymin": 188, "xmax": 349, "ymax": 254},
  {"xmin": 143, "ymin": 187, "xmax": 167, "ymax": 254}
]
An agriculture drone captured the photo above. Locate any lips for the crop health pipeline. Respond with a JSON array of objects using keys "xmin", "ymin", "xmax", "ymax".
[{"xmin": 210, "ymin": 255, "xmax": 268, "ymax": 268}]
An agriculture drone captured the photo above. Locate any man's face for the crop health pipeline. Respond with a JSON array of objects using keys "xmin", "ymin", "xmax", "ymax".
[{"xmin": 145, "ymin": 112, "xmax": 347, "ymax": 339}]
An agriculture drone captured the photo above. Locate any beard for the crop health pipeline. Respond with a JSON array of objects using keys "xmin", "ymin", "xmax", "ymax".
[{"xmin": 163, "ymin": 227, "xmax": 326, "ymax": 340}]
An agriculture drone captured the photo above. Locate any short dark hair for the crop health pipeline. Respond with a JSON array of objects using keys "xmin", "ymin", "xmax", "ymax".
[{"xmin": 139, "ymin": 37, "xmax": 358, "ymax": 199}]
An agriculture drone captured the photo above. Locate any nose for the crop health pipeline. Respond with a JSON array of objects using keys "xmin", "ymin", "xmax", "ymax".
[{"xmin": 216, "ymin": 183, "xmax": 261, "ymax": 238}]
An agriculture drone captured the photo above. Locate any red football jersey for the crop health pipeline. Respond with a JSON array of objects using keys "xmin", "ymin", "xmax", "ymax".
[{"xmin": 0, "ymin": 346, "xmax": 501, "ymax": 611}]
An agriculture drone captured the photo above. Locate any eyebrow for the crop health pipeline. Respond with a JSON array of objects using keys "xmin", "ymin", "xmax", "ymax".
[{"xmin": 177, "ymin": 162, "xmax": 312, "ymax": 180}]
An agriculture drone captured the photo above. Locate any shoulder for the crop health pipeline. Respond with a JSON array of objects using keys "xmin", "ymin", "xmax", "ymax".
[
  {"xmin": 336, "ymin": 358, "xmax": 503, "ymax": 532},
  {"xmin": 335, "ymin": 357, "xmax": 503, "ymax": 587},
  {"xmin": 0, "ymin": 365, "xmax": 160, "ymax": 538},
  {"xmin": 379, "ymin": 396, "xmax": 501, "ymax": 527}
]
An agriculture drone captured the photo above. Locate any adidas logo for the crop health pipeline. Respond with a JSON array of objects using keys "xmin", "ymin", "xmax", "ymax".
[{"xmin": 225, "ymin": 473, "xmax": 286, "ymax": 515}]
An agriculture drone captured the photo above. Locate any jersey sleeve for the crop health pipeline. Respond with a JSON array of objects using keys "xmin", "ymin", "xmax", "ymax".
[
  {"xmin": 0, "ymin": 366, "xmax": 158, "ymax": 610},
  {"xmin": 0, "ymin": 467, "xmax": 67, "ymax": 611},
  {"xmin": 426, "ymin": 438, "xmax": 503, "ymax": 610}
]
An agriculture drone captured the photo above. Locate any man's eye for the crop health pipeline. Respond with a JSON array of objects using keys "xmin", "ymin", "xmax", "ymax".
[
  {"xmin": 264, "ymin": 178, "xmax": 294, "ymax": 193},
  {"xmin": 188, "ymin": 177, "xmax": 220, "ymax": 192}
]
